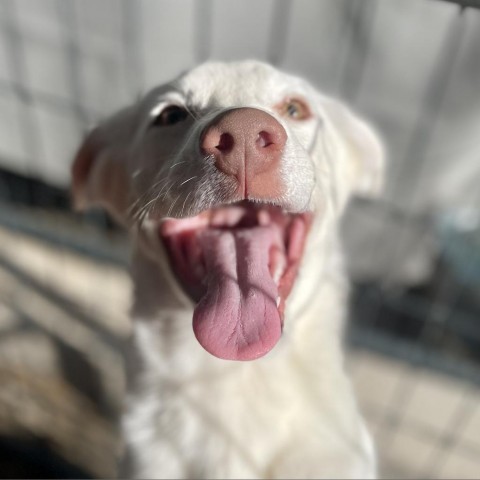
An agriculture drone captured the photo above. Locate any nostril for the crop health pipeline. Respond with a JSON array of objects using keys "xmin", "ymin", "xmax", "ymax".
[
  {"xmin": 257, "ymin": 131, "xmax": 274, "ymax": 148},
  {"xmin": 216, "ymin": 133, "xmax": 234, "ymax": 153}
]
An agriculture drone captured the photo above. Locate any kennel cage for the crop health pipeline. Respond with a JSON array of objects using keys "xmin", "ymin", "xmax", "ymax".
[{"xmin": 0, "ymin": 0, "xmax": 479, "ymax": 478}]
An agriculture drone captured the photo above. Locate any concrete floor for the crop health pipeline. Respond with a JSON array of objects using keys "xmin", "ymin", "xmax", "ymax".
[{"xmin": 0, "ymin": 224, "xmax": 479, "ymax": 478}]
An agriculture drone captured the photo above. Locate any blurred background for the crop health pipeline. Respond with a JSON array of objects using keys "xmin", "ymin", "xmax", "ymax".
[{"xmin": 0, "ymin": 0, "xmax": 479, "ymax": 478}]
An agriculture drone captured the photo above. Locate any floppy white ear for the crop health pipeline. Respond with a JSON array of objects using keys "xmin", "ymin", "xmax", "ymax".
[
  {"xmin": 71, "ymin": 106, "xmax": 138, "ymax": 225},
  {"xmin": 321, "ymin": 97, "xmax": 384, "ymax": 198}
]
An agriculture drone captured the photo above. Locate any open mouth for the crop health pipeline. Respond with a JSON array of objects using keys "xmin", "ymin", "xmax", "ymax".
[{"xmin": 160, "ymin": 201, "xmax": 313, "ymax": 361}]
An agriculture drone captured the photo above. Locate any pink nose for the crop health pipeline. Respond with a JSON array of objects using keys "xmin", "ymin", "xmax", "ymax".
[{"xmin": 200, "ymin": 108, "xmax": 287, "ymax": 199}]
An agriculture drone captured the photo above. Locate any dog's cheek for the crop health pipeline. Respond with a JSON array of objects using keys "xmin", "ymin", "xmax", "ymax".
[{"xmin": 280, "ymin": 141, "xmax": 316, "ymax": 212}]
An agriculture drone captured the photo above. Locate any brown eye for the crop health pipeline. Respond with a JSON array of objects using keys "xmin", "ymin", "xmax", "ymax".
[
  {"xmin": 151, "ymin": 105, "xmax": 188, "ymax": 127},
  {"xmin": 279, "ymin": 98, "xmax": 311, "ymax": 121}
]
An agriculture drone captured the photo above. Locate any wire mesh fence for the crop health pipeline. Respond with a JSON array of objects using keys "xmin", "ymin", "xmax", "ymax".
[{"xmin": 0, "ymin": 0, "xmax": 479, "ymax": 478}]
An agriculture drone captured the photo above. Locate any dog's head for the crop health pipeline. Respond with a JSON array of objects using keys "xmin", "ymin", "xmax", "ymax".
[{"xmin": 72, "ymin": 61, "xmax": 383, "ymax": 361}]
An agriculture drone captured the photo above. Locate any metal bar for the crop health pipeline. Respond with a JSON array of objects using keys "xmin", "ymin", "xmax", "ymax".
[
  {"xmin": 267, "ymin": 0, "xmax": 292, "ymax": 66},
  {"xmin": 193, "ymin": 0, "xmax": 213, "ymax": 63},
  {"xmin": 330, "ymin": 0, "xmax": 357, "ymax": 95},
  {"xmin": 121, "ymin": 0, "xmax": 145, "ymax": 96},
  {"xmin": 436, "ymin": 0, "xmax": 480, "ymax": 8},
  {"xmin": 391, "ymin": 8, "xmax": 467, "ymax": 202},
  {"xmin": 55, "ymin": 0, "xmax": 90, "ymax": 129},
  {"xmin": 338, "ymin": 0, "xmax": 379, "ymax": 104}
]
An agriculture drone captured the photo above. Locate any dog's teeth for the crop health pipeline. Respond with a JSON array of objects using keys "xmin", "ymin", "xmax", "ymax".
[
  {"xmin": 276, "ymin": 296, "xmax": 281, "ymax": 307},
  {"xmin": 273, "ymin": 267, "xmax": 281, "ymax": 283},
  {"xmin": 258, "ymin": 210, "xmax": 270, "ymax": 226}
]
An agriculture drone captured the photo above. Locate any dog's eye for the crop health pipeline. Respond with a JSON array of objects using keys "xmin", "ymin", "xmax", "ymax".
[
  {"xmin": 151, "ymin": 105, "xmax": 188, "ymax": 127},
  {"xmin": 279, "ymin": 98, "xmax": 311, "ymax": 121}
]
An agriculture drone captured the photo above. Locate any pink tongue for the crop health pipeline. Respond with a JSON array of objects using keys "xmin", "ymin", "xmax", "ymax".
[{"xmin": 192, "ymin": 227, "xmax": 281, "ymax": 361}]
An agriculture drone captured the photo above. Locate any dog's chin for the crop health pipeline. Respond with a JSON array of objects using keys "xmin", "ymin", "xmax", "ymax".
[{"xmin": 158, "ymin": 200, "xmax": 313, "ymax": 362}]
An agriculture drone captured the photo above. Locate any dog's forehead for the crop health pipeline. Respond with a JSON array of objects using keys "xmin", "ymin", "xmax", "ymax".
[{"xmin": 177, "ymin": 61, "xmax": 308, "ymax": 109}]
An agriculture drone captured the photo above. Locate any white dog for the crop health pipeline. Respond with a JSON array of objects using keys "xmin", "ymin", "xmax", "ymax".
[{"xmin": 71, "ymin": 61, "xmax": 383, "ymax": 479}]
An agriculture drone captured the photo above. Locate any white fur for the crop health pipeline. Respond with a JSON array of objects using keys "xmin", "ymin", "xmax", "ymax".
[{"xmin": 72, "ymin": 61, "xmax": 384, "ymax": 479}]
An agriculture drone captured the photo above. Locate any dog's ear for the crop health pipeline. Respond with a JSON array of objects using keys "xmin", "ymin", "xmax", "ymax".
[
  {"xmin": 321, "ymin": 97, "xmax": 384, "ymax": 198},
  {"xmin": 71, "ymin": 106, "xmax": 138, "ymax": 225}
]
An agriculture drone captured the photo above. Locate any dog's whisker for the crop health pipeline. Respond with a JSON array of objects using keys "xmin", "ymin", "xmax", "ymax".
[
  {"xmin": 166, "ymin": 193, "xmax": 182, "ymax": 217},
  {"xmin": 137, "ymin": 193, "xmax": 164, "ymax": 218},
  {"xmin": 128, "ymin": 174, "xmax": 173, "ymax": 214},
  {"xmin": 129, "ymin": 191, "xmax": 154, "ymax": 215},
  {"xmin": 170, "ymin": 160, "xmax": 186, "ymax": 170},
  {"xmin": 179, "ymin": 176, "xmax": 197, "ymax": 187},
  {"xmin": 184, "ymin": 104, "xmax": 199, "ymax": 121},
  {"xmin": 161, "ymin": 180, "xmax": 176, "ymax": 200},
  {"xmin": 180, "ymin": 191, "xmax": 193, "ymax": 218}
]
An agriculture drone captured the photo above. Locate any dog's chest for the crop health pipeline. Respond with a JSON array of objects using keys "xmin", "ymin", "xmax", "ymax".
[{"xmin": 127, "ymin": 336, "xmax": 332, "ymax": 477}]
